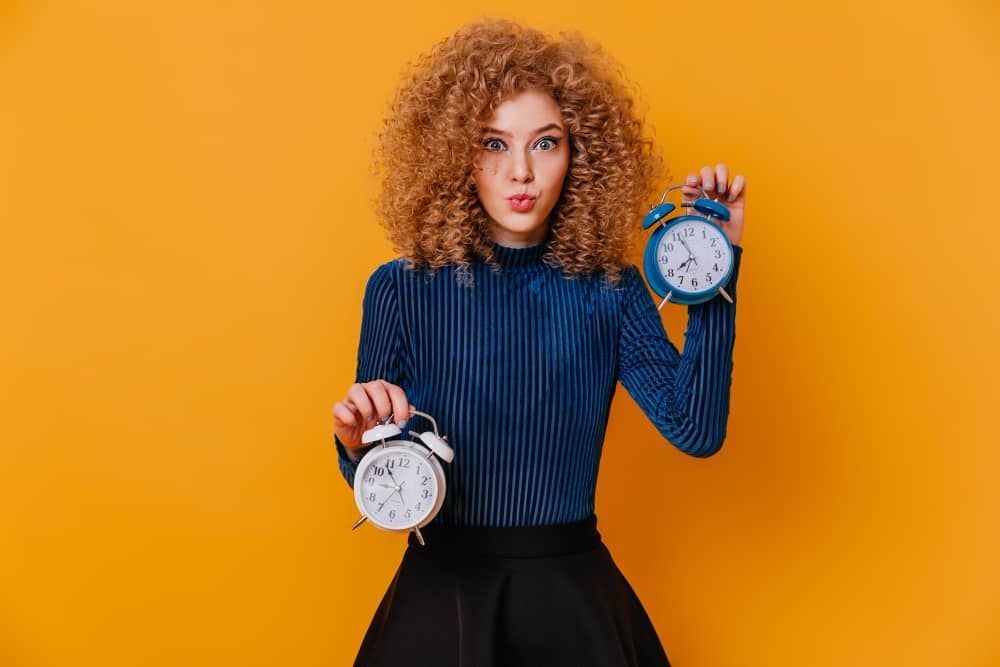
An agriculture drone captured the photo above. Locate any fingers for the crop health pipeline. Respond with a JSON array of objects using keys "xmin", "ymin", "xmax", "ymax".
[
  {"xmin": 684, "ymin": 164, "xmax": 745, "ymax": 202},
  {"xmin": 699, "ymin": 165, "xmax": 716, "ymax": 193},
  {"xmin": 682, "ymin": 173, "xmax": 701, "ymax": 201},
  {"xmin": 727, "ymin": 174, "xmax": 746, "ymax": 202},
  {"xmin": 381, "ymin": 381, "xmax": 411, "ymax": 425},
  {"xmin": 332, "ymin": 400, "xmax": 360, "ymax": 428},
  {"xmin": 344, "ymin": 380, "xmax": 411, "ymax": 426},
  {"xmin": 714, "ymin": 164, "xmax": 729, "ymax": 195}
]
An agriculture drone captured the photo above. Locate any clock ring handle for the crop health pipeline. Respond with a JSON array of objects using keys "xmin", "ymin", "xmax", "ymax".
[
  {"xmin": 656, "ymin": 183, "xmax": 731, "ymax": 222},
  {"xmin": 407, "ymin": 408, "xmax": 441, "ymax": 437}
]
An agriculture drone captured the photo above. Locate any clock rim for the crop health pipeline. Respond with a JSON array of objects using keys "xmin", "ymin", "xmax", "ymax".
[
  {"xmin": 353, "ymin": 440, "xmax": 447, "ymax": 532},
  {"xmin": 643, "ymin": 214, "xmax": 734, "ymax": 305}
]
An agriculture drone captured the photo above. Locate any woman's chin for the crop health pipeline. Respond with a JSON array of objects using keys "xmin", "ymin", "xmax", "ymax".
[{"xmin": 489, "ymin": 219, "xmax": 550, "ymax": 247}]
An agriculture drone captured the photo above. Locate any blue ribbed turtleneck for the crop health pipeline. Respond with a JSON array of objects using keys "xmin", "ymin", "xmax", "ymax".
[{"xmin": 336, "ymin": 241, "xmax": 744, "ymax": 527}]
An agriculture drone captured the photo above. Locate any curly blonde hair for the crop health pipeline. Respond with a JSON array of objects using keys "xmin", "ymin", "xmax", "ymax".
[{"xmin": 371, "ymin": 17, "xmax": 666, "ymax": 283}]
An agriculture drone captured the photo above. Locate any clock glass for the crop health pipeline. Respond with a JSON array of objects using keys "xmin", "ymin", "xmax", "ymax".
[
  {"xmin": 656, "ymin": 219, "xmax": 733, "ymax": 294},
  {"xmin": 357, "ymin": 448, "xmax": 438, "ymax": 528}
]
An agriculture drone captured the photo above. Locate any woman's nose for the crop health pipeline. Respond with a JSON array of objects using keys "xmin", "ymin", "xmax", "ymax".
[{"xmin": 510, "ymin": 149, "xmax": 534, "ymax": 182}]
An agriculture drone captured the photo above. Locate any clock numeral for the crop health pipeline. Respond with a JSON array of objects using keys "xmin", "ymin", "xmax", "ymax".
[
  {"xmin": 705, "ymin": 273, "xmax": 713, "ymax": 283},
  {"xmin": 365, "ymin": 477, "xmax": 375, "ymax": 486},
  {"xmin": 386, "ymin": 458, "xmax": 395, "ymax": 469},
  {"xmin": 659, "ymin": 254, "xmax": 669, "ymax": 265},
  {"xmin": 388, "ymin": 509, "xmax": 396, "ymax": 520},
  {"xmin": 685, "ymin": 226, "xmax": 695, "ymax": 237},
  {"xmin": 405, "ymin": 510, "xmax": 412, "ymax": 519},
  {"xmin": 714, "ymin": 250, "xmax": 722, "ymax": 259},
  {"xmin": 416, "ymin": 465, "xmax": 422, "ymax": 475},
  {"xmin": 713, "ymin": 263, "xmax": 720, "ymax": 272},
  {"xmin": 691, "ymin": 278, "xmax": 698, "ymax": 288},
  {"xmin": 667, "ymin": 268, "xmax": 674, "ymax": 277},
  {"xmin": 421, "ymin": 489, "xmax": 431, "ymax": 499},
  {"xmin": 678, "ymin": 276, "xmax": 684, "ymax": 285},
  {"xmin": 401, "ymin": 458, "xmax": 410, "ymax": 467},
  {"xmin": 368, "ymin": 492, "xmax": 376, "ymax": 501},
  {"xmin": 421, "ymin": 476, "xmax": 430, "ymax": 486},
  {"xmin": 666, "ymin": 242, "xmax": 674, "ymax": 252},
  {"xmin": 374, "ymin": 466, "xmax": 386, "ymax": 477},
  {"xmin": 416, "ymin": 503, "xmax": 422, "ymax": 511},
  {"xmin": 710, "ymin": 238, "xmax": 717, "ymax": 247}
]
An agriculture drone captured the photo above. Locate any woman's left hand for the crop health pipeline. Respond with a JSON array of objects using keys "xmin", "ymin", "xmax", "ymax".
[{"xmin": 681, "ymin": 163, "xmax": 745, "ymax": 247}]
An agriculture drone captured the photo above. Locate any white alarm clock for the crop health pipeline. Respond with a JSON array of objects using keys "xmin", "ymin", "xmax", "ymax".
[
  {"xmin": 641, "ymin": 183, "xmax": 735, "ymax": 308},
  {"xmin": 349, "ymin": 408, "xmax": 454, "ymax": 546}
]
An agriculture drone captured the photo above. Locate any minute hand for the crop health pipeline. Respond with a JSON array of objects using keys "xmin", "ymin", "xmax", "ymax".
[{"xmin": 678, "ymin": 237, "xmax": 698, "ymax": 263}]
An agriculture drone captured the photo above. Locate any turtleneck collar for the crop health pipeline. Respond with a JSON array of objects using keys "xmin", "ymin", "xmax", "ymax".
[{"xmin": 490, "ymin": 240, "xmax": 549, "ymax": 269}]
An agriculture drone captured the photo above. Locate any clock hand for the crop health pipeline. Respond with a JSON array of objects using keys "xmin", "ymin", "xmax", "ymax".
[
  {"xmin": 384, "ymin": 467, "xmax": 410, "ymax": 504},
  {"xmin": 377, "ymin": 484, "xmax": 406, "ymax": 513},
  {"xmin": 374, "ymin": 474, "xmax": 402, "ymax": 512},
  {"xmin": 377, "ymin": 490, "xmax": 392, "ymax": 512},
  {"xmin": 678, "ymin": 237, "xmax": 699, "ymax": 268}
]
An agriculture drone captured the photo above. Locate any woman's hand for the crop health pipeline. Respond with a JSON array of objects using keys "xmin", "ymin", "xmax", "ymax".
[
  {"xmin": 332, "ymin": 380, "xmax": 413, "ymax": 460},
  {"xmin": 681, "ymin": 163, "xmax": 746, "ymax": 247}
]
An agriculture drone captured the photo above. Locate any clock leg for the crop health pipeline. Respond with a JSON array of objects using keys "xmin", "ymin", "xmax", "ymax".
[
  {"xmin": 351, "ymin": 515, "xmax": 367, "ymax": 530},
  {"xmin": 717, "ymin": 286, "xmax": 733, "ymax": 304},
  {"xmin": 413, "ymin": 526, "xmax": 426, "ymax": 546},
  {"xmin": 657, "ymin": 291, "xmax": 673, "ymax": 311}
]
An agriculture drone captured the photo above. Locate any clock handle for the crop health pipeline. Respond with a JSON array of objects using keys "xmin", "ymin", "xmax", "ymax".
[
  {"xmin": 409, "ymin": 408, "xmax": 441, "ymax": 437},
  {"xmin": 717, "ymin": 286, "xmax": 733, "ymax": 304},
  {"xmin": 658, "ymin": 182, "xmax": 709, "ymax": 206},
  {"xmin": 351, "ymin": 515, "xmax": 367, "ymax": 530},
  {"xmin": 413, "ymin": 526, "xmax": 426, "ymax": 546},
  {"xmin": 654, "ymin": 183, "xmax": 731, "ymax": 222}
]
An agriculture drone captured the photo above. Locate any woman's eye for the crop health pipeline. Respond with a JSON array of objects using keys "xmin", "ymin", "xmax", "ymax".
[
  {"xmin": 535, "ymin": 137, "xmax": 558, "ymax": 151},
  {"xmin": 483, "ymin": 138, "xmax": 505, "ymax": 151}
]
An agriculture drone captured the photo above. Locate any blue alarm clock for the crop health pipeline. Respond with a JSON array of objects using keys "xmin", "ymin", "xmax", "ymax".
[{"xmin": 641, "ymin": 183, "xmax": 736, "ymax": 309}]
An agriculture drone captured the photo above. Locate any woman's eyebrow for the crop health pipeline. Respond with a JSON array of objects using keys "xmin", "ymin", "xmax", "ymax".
[{"xmin": 482, "ymin": 123, "xmax": 564, "ymax": 136}]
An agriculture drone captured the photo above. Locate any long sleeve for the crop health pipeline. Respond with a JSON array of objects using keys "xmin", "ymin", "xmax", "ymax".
[
  {"xmin": 617, "ymin": 244, "xmax": 744, "ymax": 457},
  {"xmin": 335, "ymin": 261, "xmax": 410, "ymax": 488},
  {"xmin": 332, "ymin": 242, "xmax": 741, "ymax": 526}
]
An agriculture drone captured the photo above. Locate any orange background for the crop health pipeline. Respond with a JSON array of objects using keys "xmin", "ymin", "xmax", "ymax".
[{"xmin": 2, "ymin": 1, "xmax": 998, "ymax": 665}]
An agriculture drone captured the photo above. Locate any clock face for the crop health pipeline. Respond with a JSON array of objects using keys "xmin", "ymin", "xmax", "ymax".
[
  {"xmin": 654, "ymin": 219, "xmax": 732, "ymax": 294},
  {"xmin": 355, "ymin": 446, "xmax": 441, "ymax": 530}
]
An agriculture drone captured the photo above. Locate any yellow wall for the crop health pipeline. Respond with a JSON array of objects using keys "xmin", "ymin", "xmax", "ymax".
[{"xmin": 2, "ymin": 1, "xmax": 998, "ymax": 665}]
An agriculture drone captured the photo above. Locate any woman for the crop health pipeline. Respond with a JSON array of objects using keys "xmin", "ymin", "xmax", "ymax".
[{"xmin": 331, "ymin": 17, "xmax": 746, "ymax": 666}]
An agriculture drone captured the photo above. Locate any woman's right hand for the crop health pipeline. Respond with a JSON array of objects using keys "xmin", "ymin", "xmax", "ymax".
[{"xmin": 332, "ymin": 380, "xmax": 413, "ymax": 459}]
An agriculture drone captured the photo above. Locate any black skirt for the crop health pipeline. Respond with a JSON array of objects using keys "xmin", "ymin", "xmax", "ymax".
[{"xmin": 353, "ymin": 514, "xmax": 671, "ymax": 667}]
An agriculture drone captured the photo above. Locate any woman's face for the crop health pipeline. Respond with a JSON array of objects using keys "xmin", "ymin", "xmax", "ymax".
[{"xmin": 472, "ymin": 89, "xmax": 570, "ymax": 248}]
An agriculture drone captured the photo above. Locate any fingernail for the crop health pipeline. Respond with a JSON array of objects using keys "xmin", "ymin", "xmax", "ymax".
[
  {"xmin": 705, "ymin": 180, "xmax": 714, "ymax": 190},
  {"xmin": 716, "ymin": 182, "xmax": 725, "ymax": 193},
  {"xmin": 685, "ymin": 175, "xmax": 697, "ymax": 185}
]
